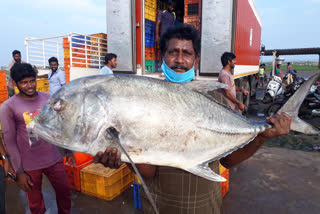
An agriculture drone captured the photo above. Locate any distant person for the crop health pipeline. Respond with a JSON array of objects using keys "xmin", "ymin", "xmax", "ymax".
[
  {"xmin": 286, "ymin": 62, "xmax": 291, "ymax": 73},
  {"xmin": 174, "ymin": 10, "xmax": 183, "ymax": 26},
  {"xmin": 218, "ymin": 52, "xmax": 249, "ymax": 113},
  {"xmin": 275, "ymin": 64, "xmax": 283, "ymax": 80},
  {"xmin": 286, "ymin": 65, "xmax": 295, "ymax": 84},
  {"xmin": 7, "ymin": 50, "xmax": 26, "ymax": 96},
  {"xmin": 99, "ymin": 53, "xmax": 117, "ymax": 75},
  {"xmin": 155, "ymin": 0, "xmax": 176, "ymax": 45},
  {"xmin": 38, "ymin": 57, "xmax": 66, "ymax": 95},
  {"xmin": 258, "ymin": 64, "xmax": 265, "ymax": 87},
  {"xmin": 0, "ymin": 63, "xmax": 75, "ymax": 214}
]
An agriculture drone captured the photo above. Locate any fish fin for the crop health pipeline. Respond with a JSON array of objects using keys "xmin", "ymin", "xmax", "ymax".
[
  {"xmin": 105, "ymin": 127, "xmax": 159, "ymax": 214},
  {"xmin": 184, "ymin": 163, "xmax": 226, "ymax": 182},
  {"xmin": 290, "ymin": 116, "xmax": 320, "ymax": 134},
  {"xmin": 277, "ymin": 73, "xmax": 320, "ymax": 134},
  {"xmin": 183, "ymin": 80, "xmax": 231, "ymax": 107},
  {"xmin": 183, "ymin": 80, "xmax": 227, "ymax": 94}
]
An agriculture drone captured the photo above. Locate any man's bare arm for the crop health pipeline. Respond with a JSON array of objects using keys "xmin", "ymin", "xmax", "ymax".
[{"xmin": 220, "ymin": 113, "xmax": 291, "ymax": 168}]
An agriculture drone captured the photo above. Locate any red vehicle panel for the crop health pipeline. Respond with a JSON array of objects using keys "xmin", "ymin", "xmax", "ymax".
[{"xmin": 235, "ymin": 0, "xmax": 261, "ymax": 66}]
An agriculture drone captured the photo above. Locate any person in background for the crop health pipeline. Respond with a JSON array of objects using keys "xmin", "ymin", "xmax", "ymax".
[
  {"xmin": 275, "ymin": 64, "xmax": 283, "ymax": 80},
  {"xmin": 94, "ymin": 24, "xmax": 292, "ymax": 214},
  {"xmin": 7, "ymin": 50, "xmax": 27, "ymax": 97},
  {"xmin": 286, "ymin": 65, "xmax": 295, "ymax": 85},
  {"xmin": 0, "ymin": 130, "xmax": 15, "ymax": 214},
  {"xmin": 99, "ymin": 53, "xmax": 117, "ymax": 75},
  {"xmin": 218, "ymin": 52, "xmax": 249, "ymax": 113},
  {"xmin": 258, "ymin": 64, "xmax": 265, "ymax": 88},
  {"xmin": 155, "ymin": 0, "xmax": 176, "ymax": 45},
  {"xmin": 0, "ymin": 63, "xmax": 75, "ymax": 214},
  {"xmin": 38, "ymin": 57, "xmax": 66, "ymax": 95},
  {"xmin": 174, "ymin": 10, "xmax": 183, "ymax": 26}
]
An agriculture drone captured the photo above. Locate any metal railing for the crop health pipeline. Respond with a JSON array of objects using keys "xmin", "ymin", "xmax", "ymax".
[{"xmin": 25, "ymin": 32, "xmax": 108, "ymax": 69}]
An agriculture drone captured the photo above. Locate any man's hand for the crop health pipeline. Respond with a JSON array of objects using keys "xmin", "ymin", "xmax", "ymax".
[
  {"xmin": 242, "ymin": 89, "xmax": 249, "ymax": 96},
  {"xmin": 94, "ymin": 147, "xmax": 122, "ymax": 169},
  {"xmin": 16, "ymin": 172, "xmax": 34, "ymax": 192},
  {"xmin": 65, "ymin": 152, "xmax": 76, "ymax": 167},
  {"xmin": 3, "ymin": 159, "xmax": 16, "ymax": 183},
  {"xmin": 237, "ymin": 102, "xmax": 246, "ymax": 112},
  {"xmin": 259, "ymin": 112, "xmax": 291, "ymax": 140}
]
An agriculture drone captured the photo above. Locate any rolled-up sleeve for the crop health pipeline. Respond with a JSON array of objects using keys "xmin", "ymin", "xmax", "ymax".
[
  {"xmin": 59, "ymin": 70, "xmax": 66, "ymax": 85},
  {"xmin": 0, "ymin": 104, "xmax": 23, "ymax": 173}
]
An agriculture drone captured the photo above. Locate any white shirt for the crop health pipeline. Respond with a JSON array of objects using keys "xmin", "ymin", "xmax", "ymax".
[
  {"xmin": 48, "ymin": 68, "xmax": 66, "ymax": 95},
  {"xmin": 99, "ymin": 66, "xmax": 113, "ymax": 75}
]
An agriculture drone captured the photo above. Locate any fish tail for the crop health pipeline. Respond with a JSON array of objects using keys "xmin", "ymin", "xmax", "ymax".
[{"xmin": 278, "ymin": 73, "xmax": 320, "ymax": 134}]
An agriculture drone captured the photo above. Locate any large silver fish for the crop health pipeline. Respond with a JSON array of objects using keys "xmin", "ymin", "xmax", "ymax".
[{"xmin": 28, "ymin": 74, "xmax": 319, "ymax": 182}]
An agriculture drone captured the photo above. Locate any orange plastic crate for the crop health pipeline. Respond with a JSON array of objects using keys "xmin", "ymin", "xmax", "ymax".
[
  {"xmin": 80, "ymin": 163, "xmax": 134, "ymax": 201},
  {"xmin": 63, "ymin": 38, "xmax": 70, "ymax": 48},
  {"xmin": 63, "ymin": 152, "xmax": 94, "ymax": 191},
  {"xmin": 220, "ymin": 168, "xmax": 229, "ymax": 198},
  {"xmin": 145, "ymin": 47, "xmax": 156, "ymax": 60}
]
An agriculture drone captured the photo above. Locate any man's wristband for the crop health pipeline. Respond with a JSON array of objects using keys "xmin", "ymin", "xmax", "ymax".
[{"xmin": 1, "ymin": 154, "xmax": 10, "ymax": 160}]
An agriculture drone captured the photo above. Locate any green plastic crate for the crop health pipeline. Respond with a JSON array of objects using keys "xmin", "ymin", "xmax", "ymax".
[{"xmin": 145, "ymin": 60, "xmax": 155, "ymax": 73}]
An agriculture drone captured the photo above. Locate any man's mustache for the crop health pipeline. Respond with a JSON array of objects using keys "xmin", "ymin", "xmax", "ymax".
[{"xmin": 170, "ymin": 65, "xmax": 189, "ymax": 71}]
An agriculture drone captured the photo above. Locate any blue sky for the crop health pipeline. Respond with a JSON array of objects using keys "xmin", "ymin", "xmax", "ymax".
[
  {"xmin": 255, "ymin": 0, "xmax": 320, "ymax": 62},
  {"xmin": 0, "ymin": 0, "xmax": 319, "ymax": 66}
]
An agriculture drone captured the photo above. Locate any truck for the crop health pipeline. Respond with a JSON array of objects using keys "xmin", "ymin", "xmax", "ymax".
[{"xmin": 25, "ymin": 0, "xmax": 262, "ymax": 106}]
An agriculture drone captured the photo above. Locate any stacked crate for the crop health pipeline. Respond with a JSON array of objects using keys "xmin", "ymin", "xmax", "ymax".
[
  {"xmin": 63, "ymin": 38, "xmax": 71, "ymax": 82},
  {"xmin": 90, "ymin": 33, "xmax": 108, "ymax": 69},
  {"xmin": 184, "ymin": 0, "xmax": 201, "ymax": 31},
  {"xmin": 219, "ymin": 163, "xmax": 230, "ymax": 198},
  {"xmin": 80, "ymin": 163, "xmax": 134, "ymax": 201},
  {"xmin": 36, "ymin": 79, "xmax": 49, "ymax": 93},
  {"xmin": 63, "ymin": 36, "xmax": 91, "ymax": 70},
  {"xmin": 63, "ymin": 152, "xmax": 93, "ymax": 191},
  {"xmin": 0, "ymin": 71, "xmax": 8, "ymax": 107},
  {"xmin": 145, "ymin": 0, "xmax": 158, "ymax": 73}
]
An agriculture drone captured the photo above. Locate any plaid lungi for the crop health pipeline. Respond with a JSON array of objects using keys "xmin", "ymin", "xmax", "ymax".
[{"xmin": 141, "ymin": 161, "xmax": 222, "ymax": 214}]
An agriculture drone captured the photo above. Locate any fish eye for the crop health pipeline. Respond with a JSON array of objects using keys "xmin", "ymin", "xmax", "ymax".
[{"xmin": 53, "ymin": 99, "xmax": 66, "ymax": 112}]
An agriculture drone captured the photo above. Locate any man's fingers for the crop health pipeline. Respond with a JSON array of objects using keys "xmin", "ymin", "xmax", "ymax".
[
  {"xmin": 93, "ymin": 151, "xmax": 103, "ymax": 163},
  {"xmin": 27, "ymin": 177, "xmax": 34, "ymax": 186}
]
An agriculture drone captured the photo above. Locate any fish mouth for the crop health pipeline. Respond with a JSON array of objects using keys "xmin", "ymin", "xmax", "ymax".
[{"xmin": 29, "ymin": 122, "xmax": 86, "ymax": 153}]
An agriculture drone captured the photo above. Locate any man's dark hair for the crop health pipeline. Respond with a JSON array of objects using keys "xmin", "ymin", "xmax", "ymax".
[
  {"xmin": 12, "ymin": 50, "xmax": 21, "ymax": 56},
  {"xmin": 168, "ymin": 0, "xmax": 176, "ymax": 6},
  {"xmin": 221, "ymin": 52, "xmax": 236, "ymax": 67},
  {"xmin": 10, "ymin": 63, "xmax": 37, "ymax": 83},
  {"xmin": 105, "ymin": 53, "xmax": 117, "ymax": 65},
  {"xmin": 159, "ymin": 24, "xmax": 200, "ymax": 57},
  {"xmin": 48, "ymin": 57, "xmax": 59, "ymax": 64}
]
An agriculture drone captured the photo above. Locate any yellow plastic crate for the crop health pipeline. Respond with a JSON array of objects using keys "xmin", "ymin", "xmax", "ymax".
[
  {"xmin": 37, "ymin": 79, "xmax": 49, "ymax": 87},
  {"xmin": 14, "ymin": 86, "xmax": 19, "ymax": 94},
  {"xmin": 145, "ymin": 6, "xmax": 156, "ymax": 22},
  {"xmin": 80, "ymin": 163, "xmax": 134, "ymax": 201},
  {"xmin": 146, "ymin": 0, "xmax": 156, "ymax": 9},
  {"xmin": 64, "ymin": 48, "xmax": 70, "ymax": 58}
]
